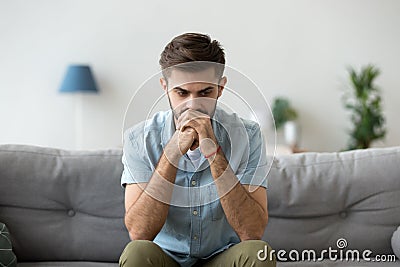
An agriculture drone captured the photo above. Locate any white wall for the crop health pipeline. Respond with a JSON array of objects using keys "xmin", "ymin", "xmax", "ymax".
[{"xmin": 1, "ymin": 0, "xmax": 399, "ymax": 151}]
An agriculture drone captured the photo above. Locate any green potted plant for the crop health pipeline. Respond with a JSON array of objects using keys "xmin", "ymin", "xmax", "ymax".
[
  {"xmin": 272, "ymin": 97, "xmax": 298, "ymax": 130},
  {"xmin": 271, "ymin": 97, "xmax": 299, "ymax": 148},
  {"xmin": 342, "ymin": 64, "xmax": 386, "ymax": 150}
]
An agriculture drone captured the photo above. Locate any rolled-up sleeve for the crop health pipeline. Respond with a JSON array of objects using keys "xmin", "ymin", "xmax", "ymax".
[
  {"xmin": 236, "ymin": 124, "xmax": 268, "ymax": 188},
  {"xmin": 120, "ymin": 130, "xmax": 154, "ymax": 187}
]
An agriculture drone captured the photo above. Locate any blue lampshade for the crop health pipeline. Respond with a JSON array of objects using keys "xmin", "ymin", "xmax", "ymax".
[{"xmin": 59, "ymin": 65, "xmax": 99, "ymax": 93}]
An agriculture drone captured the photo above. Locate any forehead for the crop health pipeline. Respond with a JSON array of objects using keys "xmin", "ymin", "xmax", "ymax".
[{"xmin": 167, "ymin": 68, "xmax": 219, "ymax": 89}]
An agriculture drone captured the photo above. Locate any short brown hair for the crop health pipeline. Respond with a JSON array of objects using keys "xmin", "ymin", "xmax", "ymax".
[{"xmin": 159, "ymin": 33, "xmax": 225, "ymax": 79}]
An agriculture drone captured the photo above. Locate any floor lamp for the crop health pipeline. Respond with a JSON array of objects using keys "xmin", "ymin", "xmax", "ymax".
[{"xmin": 59, "ymin": 65, "xmax": 99, "ymax": 149}]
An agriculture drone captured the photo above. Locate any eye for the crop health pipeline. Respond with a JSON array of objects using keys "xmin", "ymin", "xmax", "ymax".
[
  {"xmin": 200, "ymin": 90, "xmax": 212, "ymax": 96},
  {"xmin": 176, "ymin": 90, "xmax": 188, "ymax": 96}
]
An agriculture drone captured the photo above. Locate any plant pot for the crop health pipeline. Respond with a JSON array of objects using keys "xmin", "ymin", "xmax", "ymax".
[{"xmin": 284, "ymin": 121, "xmax": 300, "ymax": 148}]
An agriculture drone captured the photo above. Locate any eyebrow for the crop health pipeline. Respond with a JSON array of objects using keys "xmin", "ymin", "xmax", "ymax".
[{"xmin": 173, "ymin": 86, "xmax": 214, "ymax": 93}]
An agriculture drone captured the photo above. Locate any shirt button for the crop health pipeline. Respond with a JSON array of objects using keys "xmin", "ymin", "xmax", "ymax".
[
  {"xmin": 191, "ymin": 180, "xmax": 196, "ymax": 186},
  {"xmin": 67, "ymin": 209, "xmax": 75, "ymax": 217},
  {"xmin": 193, "ymin": 210, "xmax": 198, "ymax": 216},
  {"xmin": 193, "ymin": 235, "xmax": 198, "ymax": 240}
]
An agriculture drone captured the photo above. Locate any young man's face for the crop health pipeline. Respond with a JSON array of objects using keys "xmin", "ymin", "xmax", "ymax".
[{"xmin": 160, "ymin": 67, "xmax": 227, "ymax": 120}]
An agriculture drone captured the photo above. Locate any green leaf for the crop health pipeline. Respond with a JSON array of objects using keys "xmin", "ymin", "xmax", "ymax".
[{"xmin": 342, "ymin": 64, "xmax": 386, "ymax": 150}]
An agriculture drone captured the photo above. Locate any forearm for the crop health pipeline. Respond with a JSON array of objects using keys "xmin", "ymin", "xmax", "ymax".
[
  {"xmin": 209, "ymin": 150, "xmax": 268, "ymax": 240},
  {"xmin": 125, "ymin": 152, "xmax": 178, "ymax": 240}
]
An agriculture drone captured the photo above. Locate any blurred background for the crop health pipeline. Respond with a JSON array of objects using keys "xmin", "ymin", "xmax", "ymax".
[{"xmin": 0, "ymin": 0, "xmax": 399, "ymax": 152}]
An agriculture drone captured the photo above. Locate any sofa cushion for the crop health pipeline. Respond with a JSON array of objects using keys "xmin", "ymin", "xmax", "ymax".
[
  {"xmin": 264, "ymin": 147, "xmax": 400, "ymax": 257},
  {"xmin": 0, "ymin": 144, "xmax": 130, "ymax": 262},
  {"xmin": 0, "ymin": 222, "xmax": 17, "ymax": 266}
]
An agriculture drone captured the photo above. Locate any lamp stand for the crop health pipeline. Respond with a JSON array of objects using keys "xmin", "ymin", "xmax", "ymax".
[{"xmin": 75, "ymin": 93, "xmax": 83, "ymax": 150}]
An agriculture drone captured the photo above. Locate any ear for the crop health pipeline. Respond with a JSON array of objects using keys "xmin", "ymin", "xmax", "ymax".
[
  {"xmin": 217, "ymin": 76, "xmax": 227, "ymax": 98},
  {"xmin": 160, "ymin": 77, "xmax": 168, "ymax": 93}
]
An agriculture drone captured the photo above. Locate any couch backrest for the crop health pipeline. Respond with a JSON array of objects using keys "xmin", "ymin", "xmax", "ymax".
[
  {"xmin": 0, "ymin": 144, "xmax": 130, "ymax": 262},
  {"xmin": 264, "ymin": 146, "xmax": 400, "ymax": 256},
  {"xmin": 1, "ymin": 144, "xmax": 399, "ymax": 261}
]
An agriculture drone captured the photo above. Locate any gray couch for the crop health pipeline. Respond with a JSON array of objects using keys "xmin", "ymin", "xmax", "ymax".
[{"xmin": 0, "ymin": 144, "xmax": 399, "ymax": 266}]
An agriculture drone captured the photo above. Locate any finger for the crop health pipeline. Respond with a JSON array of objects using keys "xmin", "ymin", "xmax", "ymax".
[
  {"xmin": 182, "ymin": 126, "xmax": 196, "ymax": 136},
  {"xmin": 176, "ymin": 115, "xmax": 184, "ymax": 130},
  {"xmin": 183, "ymin": 109, "xmax": 207, "ymax": 120},
  {"xmin": 180, "ymin": 127, "xmax": 199, "ymax": 151},
  {"xmin": 191, "ymin": 128, "xmax": 199, "ymax": 140},
  {"xmin": 190, "ymin": 140, "xmax": 199, "ymax": 151},
  {"xmin": 190, "ymin": 130, "xmax": 199, "ymax": 150},
  {"xmin": 183, "ymin": 126, "xmax": 198, "ymax": 137},
  {"xmin": 176, "ymin": 109, "xmax": 192, "ymax": 129},
  {"xmin": 178, "ymin": 110, "xmax": 209, "ymax": 131},
  {"xmin": 191, "ymin": 109, "xmax": 209, "ymax": 118},
  {"xmin": 182, "ymin": 126, "xmax": 199, "ymax": 141},
  {"xmin": 181, "ymin": 119, "xmax": 200, "ymax": 132}
]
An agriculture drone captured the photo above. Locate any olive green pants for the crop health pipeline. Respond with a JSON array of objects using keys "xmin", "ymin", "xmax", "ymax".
[{"xmin": 119, "ymin": 240, "xmax": 276, "ymax": 267}]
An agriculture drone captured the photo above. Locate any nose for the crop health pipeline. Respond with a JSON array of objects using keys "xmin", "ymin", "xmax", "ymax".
[{"xmin": 185, "ymin": 97, "xmax": 198, "ymax": 110}]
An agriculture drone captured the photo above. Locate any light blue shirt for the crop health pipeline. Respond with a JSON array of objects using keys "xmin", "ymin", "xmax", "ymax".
[{"xmin": 121, "ymin": 106, "xmax": 268, "ymax": 267}]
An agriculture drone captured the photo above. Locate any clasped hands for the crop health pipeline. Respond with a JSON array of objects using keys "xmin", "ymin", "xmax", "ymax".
[{"xmin": 166, "ymin": 109, "xmax": 219, "ymax": 161}]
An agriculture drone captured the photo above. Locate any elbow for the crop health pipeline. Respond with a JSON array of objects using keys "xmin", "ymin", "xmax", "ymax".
[
  {"xmin": 256, "ymin": 220, "xmax": 268, "ymax": 240},
  {"xmin": 243, "ymin": 211, "xmax": 268, "ymax": 241},
  {"xmin": 240, "ymin": 208, "xmax": 269, "ymax": 241},
  {"xmin": 264, "ymin": 211, "xmax": 269, "ymax": 228},
  {"xmin": 125, "ymin": 222, "xmax": 136, "ymax": 241},
  {"xmin": 129, "ymin": 233, "xmax": 151, "ymax": 241},
  {"xmin": 240, "ymin": 222, "xmax": 268, "ymax": 241},
  {"xmin": 258, "ymin": 209, "xmax": 268, "ymax": 233},
  {"xmin": 240, "ymin": 231, "xmax": 264, "ymax": 241},
  {"xmin": 128, "ymin": 231, "xmax": 136, "ymax": 241},
  {"xmin": 126, "ymin": 227, "xmax": 153, "ymax": 241},
  {"xmin": 125, "ymin": 218, "xmax": 153, "ymax": 241},
  {"xmin": 259, "ymin": 211, "xmax": 269, "ymax": 238}
]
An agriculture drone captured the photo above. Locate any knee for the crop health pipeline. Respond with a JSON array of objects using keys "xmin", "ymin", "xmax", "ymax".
[
  {"xmin": 119, "ymin": 240, "xmax": 163, "ymax": 267},
  {"xmin": 234, "ymin": 240, "xmax": 276, "ymax": 266}
]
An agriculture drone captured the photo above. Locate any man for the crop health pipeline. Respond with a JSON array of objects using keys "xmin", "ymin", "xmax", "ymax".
[{"xmin": 120, "ymin": 33, "xmax": 276, "ymax": 267}]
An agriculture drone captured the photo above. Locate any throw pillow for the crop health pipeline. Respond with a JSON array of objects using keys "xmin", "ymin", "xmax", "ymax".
[
  {"xmin": 0, "ymin": 223, "xmax": 17, "ymax": 267},
  {"xmin": 392, "ymin": 226, "xmax": 400, "ymax": 260}
]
